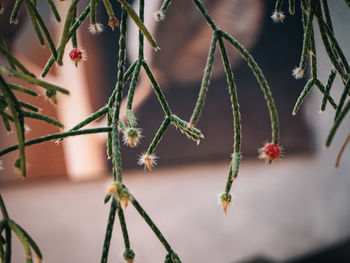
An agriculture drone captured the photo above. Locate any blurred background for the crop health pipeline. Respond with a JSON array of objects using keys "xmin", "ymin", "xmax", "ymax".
[{"xmin": 1, "ymin": 0, "xmax": 350, "ymax": 262}]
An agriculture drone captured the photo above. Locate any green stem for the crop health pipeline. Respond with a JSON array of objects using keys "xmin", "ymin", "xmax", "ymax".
[
  {"xmin": 90, "ymin": 0, "xmax": 97, "ymax": 25},
  {"xmin": 26, "ymin": 0, "xmax": 58, "ymax": 59},
  {"xmin": 22, "ymin": 111, "xmax": 63, "ymax": 128},
  {"xmin": 8, "ymin": 83, "xmax": 38, "ymax": 97},
  {"xmin": 111, "ymin": 6, "xmax": 128, "ymax": 183},
  {"xmin": 326, "ymin": 100, "xmax": 350, "ymax": 147},
  {"xmin": 274, "ymin": 0, "xmax": 284, "ymax": 11},
  {"xmin": 293, "ymin": 79, "xmax": 315, "ymax": 115},
  {"xmin": 7, "ymin": 219, "xmax": 33, "ymax": 263},
  {"xmin": 225, "ymin": 153, "xmax": 241, "ymax": 194},
  {"xmin": 116, "ymin": 202, "xmax": 130, "ymax": 250},
  {"xmin": 100, "ymin": 198, "xmax": 118, "ymax": 263},
  {"xmin": 0, "ymin": 75, "xmax": 26, "ymax": 177},
  {"xmin": 160, "ymin": 0, "xmax": 172, "ymax": 15},
  {"xmin": 14, "ymin": 223, "xmax": 42, "ymax": 261},
  {"xmin": 146, "ymin": 117, "xmax": 171, "ymax": 155},
  {"xmin": 321, "ymin": 68, "xmax": 336, "ymax": 112},
  {"xmin": 102, "ymin": 0, "xmax": 115, "ymax": 19},
  {"xmin": 217, "ymin": 36, "xmax": 241, "ymax": 153},
  {"xmin": 117, "ymin": 0, "xmax": 159, "ymax": 50},
  {"xmin": 0, "ymin": 35, "xmax": 16, "ymax": 70},
  {"xmin": 0, "ymin": 46, "xmax": 34, "ymax": 77},
  {"xmin": 193, "ymin": 0, "xmax": 217, "ymax": 31},
  {"xmin": 298, "ymin": 8, "xmax": 314, "ymax": 71},
  {"xmin": 219, "ymin": 30, "xmax": 279, "ymax": 144},
  {"xmin": 24, "ymin": 0, "xmax": 44, "ymax": 46},
  {"xmin": 0, "ymin": 196, "xmax": 11, "ymax": 263},
  {"xmin": 41, "ymin": 2, "xmax": 95, "ymax": 77},
  {"xmin": 72, "ymin": 5, "xmax": 78, "ymax": 48},
  {"xmin": 189, "ymin": 31, "xmax": 217, "ymax": 126},
  {"xmin": 314, "ymin": 79, "xmax": 337, "ymax": 109},
  {"xmin": 289, "ymin": 0, "xmax": 295, "ymax": 15},
  {"xmin": 56, "ymin": 0, "xmax": 80, "ymax": 65},
  {"xmin": 335, "ymin": 76, "xmax": 350, "ymax": 119},
  {"xmin": 321, "ymin": 0, "xmax": 333, "ymax": 33},
  {"xmin": 10, "ymin": 0, "xmax": 23, "ymax": 24},
  {"xmin": 130, "ymin": 193, "xmax": 176, "ymax": 256},
  {"xmin": 0, "ymin": 127, "xmax": 112, "ymax": 157},
  {"xmin": 0, "ymin": 66, "xmax": 69, "ymax": 95},
  {"xmin": 142, "ymin": 60, "xmax": 172, "ymax": 116},
  {"xmin": 46, "ymin": 0, "xmax": 61, "ymax": 22},
  {"xmin": 126, "ymin": 61, "xmax": 142, "ymax": 113}
]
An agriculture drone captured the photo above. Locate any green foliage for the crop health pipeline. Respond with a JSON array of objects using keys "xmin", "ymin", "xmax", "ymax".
[{"xmin": 1, "ymin": 0, "xmax": 349, "ymax": 262}]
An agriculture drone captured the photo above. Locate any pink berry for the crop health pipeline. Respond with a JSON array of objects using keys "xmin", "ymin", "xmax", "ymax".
[{"xmin": 69, "ymin": 48, "xmax": 86, "ymax": 67}]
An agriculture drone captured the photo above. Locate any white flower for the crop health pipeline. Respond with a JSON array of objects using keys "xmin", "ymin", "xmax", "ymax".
[
  {"xmin": 154, "ymin": 11, "xmax": 165, "ymax": 21},
  {"xmin": 292, "ymin": 67, "xmax": 304, "ymax": 79},
  {"xmin": 271, "ymin": 11, "xmax": 285, "ymax": 23},
  {"xmin": 88, "ymin": 23, "xmax": 104, "ymax": 34},
  {"xmin": 137, "ymin": 153, "xmax": 157, "ymax": 171}
]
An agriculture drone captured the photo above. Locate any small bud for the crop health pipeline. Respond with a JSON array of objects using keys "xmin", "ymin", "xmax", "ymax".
[
  {"xmin": 69, "ymin": 48, "xmax": 87, "ymax": 67},
  {"xmin": 119, "ymin": 189, "xmax": 131, "ymax": 209},
  {"xmin": 258, "ymin": 142, "xmax": 281, "ymax": 163},
  {"xmin": 0, "ymin": 160, "xmax": 4, "ymax": 171},
  {"xmin": 138, "ymin": 153, "xmax": 157, "ymax": 171},
  {"xmin": 122, "ymin": 128, "xmax": 142, "ymax": 148},
  {"xmin": 88, "ymin": 23, "xmax": 104, "ymax": 34},
  {"xmin": 271, "ymin": 11, "xmax": 285, "ymax": 23},
  {"xmin": 0, "ymin": 7, "xmax": 4, "ymax": 15},
  {"xmin": 292, "ymin": 67, "xmax": 304, "ymax": 79},
  {"xmin": 108, "ymin": 17, "xmax": 119, "ymax": 30},
  {"xmin": 37, "ymin": 257, "xmax": 42, "ymax": 263},
  {"xmin": 14, "ymin": 158, "xmax": 23, "ymax": 176},
  {"xmin": 123, "ymin": 249, "xmax": 135, "ymax": 263},
  {"xmin": 45, "ymin": 90, "xmax": 57, "ymax": 104},
  {"xmin": 154, "ymin": 11, "xmax": 165, "ymax": 21},
  {"xmin": 219, "ymin": 192, "xmax": 232, "ymax": 215}
]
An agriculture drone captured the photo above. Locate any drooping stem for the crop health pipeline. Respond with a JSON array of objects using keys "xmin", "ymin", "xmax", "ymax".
[
  {"xmin": 189, "ymin": 31, "xmax": 217, "ymax": 126},
  {"xmin": 111, "ymin": 6, "xmax": 128, "ymax": 183},
  {"xmin": 100, "ymin": 198, "xmax": 118, "ymax": 263},
  {"xmin": 219, "ymin": 30, "xmax": 279, "ymax": 144}
]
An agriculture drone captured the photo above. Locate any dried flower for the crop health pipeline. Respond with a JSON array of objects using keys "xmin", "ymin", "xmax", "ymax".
[
  {"xmin": 122, "ymin": 128, "xmax": 142, "ymax": 148},
  {"xmin": 219, "ymin": 192, "xmax": 232, "ymax": 215},
  {"xmin": 258, "ymin": 142, "xmax": 281, "ymax": 163},
  {"xmin": 271, "ymin": 11, "xmax": 285, "ymax": 23},
  {"xmin": 108, "ymin": 17, "xmax": 119, "ymax": 30},
  {"xmin": 154, "ymin": 11, "xmax": 165, "ymax": 21},
  {"xmin": 138, "ymin": 153, "xmax": 157, "ymax": 171},
  {"xmin": 88, "ymin": 23, "xmax": 104, "ymax": 34},
  {"xmin": 292, "ymin": 67, "xmax": 304, "ymax": 79},
  {"xmin": 69, "ymin": 48, "xmax": 87, "ymax": 67},
  {"xmin": 106, "ymin": 183, "xmax": 117, "ymax": 195},
  {"xmin": 119, "ymin": 189, "xmax": 131, "ymax": 210}
]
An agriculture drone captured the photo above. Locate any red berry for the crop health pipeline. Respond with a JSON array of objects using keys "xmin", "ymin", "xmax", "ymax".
[
  {"xmin": 69, "ymin": 48, "xmax": 85, "ymax": 67},
  {"xmin": 259, "ymin": 142, "xmax": 281, "ymax": 163},
  {"xmin": 264, "ymin": 143, "xmax": 280, "ymax": 160}
]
